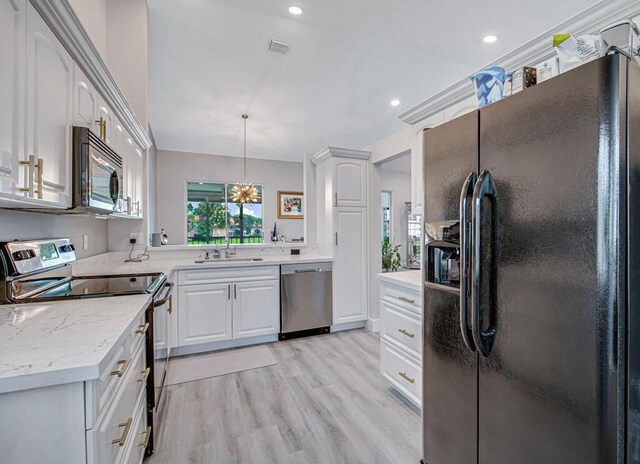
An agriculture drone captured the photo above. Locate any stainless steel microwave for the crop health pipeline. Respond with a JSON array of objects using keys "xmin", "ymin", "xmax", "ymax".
[{"xmin": 72, "ymin": 126, "xmax": 123, "ymax": 214}]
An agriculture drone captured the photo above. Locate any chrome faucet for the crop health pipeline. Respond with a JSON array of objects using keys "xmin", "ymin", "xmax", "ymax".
[
  {"xmin": 225, "ymin": 243, "xmax": 237, "ymax": 259},
  {"xmin": 203, "ymin": 246, "xmax": 221, "ymax": 260}
]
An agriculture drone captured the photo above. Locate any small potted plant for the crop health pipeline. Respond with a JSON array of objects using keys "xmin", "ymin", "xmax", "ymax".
[{"xmin": 382, "ymin": 241, "xmax": 401, "ymax": 273}]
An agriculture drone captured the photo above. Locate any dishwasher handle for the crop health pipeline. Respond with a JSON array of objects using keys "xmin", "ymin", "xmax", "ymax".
[{"xmin": 294, "ymin": 269, "xmax": 324, "ymax": 273}]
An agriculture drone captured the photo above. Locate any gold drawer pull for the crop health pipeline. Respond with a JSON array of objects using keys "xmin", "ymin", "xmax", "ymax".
[
  {"xmin": 398, "ymin": 296, "xmax": 416, "ymax": 304},
  {"xmin": 35, "ymin": 157, "xmax": 43, "ymax": 199},
  {"xmin": 110, "ymin": 358, "xmax": 130, "ymax": 377},
  {"xmin": 138, "ymin": 367, "xmax": 151, "ymax": 382},
  {"xmin": 138, "ymin": 426, "xmax": 152, "ymax": 447},
  {"xmin": 398, "ymin": 328, "xmax": 415, "ymax": 338},
  {"xmin": 136, "ymin": 322, "xmax": 150, "ymax": 334},
  {"xmin": 19, "ymin": 155, "xmax": 35, "ymax": 197},
  {"xmin": 398, "ymin": 372, "xmax": 415, "ymax": 384},
  {"xmin": 112, "ymin": 417, "xmax": 133, "ymax": 446}
]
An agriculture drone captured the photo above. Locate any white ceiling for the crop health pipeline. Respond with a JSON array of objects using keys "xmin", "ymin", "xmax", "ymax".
[{"xmin": 148, "ymin": 0, "xmax": 596, "ymax": 162}]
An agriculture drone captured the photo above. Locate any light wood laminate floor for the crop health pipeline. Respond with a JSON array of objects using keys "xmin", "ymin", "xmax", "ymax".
[{"xmin": 146, "ymin": 329, "xmax": 421, "ymax": 464}]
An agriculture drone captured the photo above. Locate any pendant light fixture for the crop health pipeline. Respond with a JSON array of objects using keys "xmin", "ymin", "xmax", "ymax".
[{"xmin": 230, "ymin": 114, "xmax": 260, "ymax": 204}]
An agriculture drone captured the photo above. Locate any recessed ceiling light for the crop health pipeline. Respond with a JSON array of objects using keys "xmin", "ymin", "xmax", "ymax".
[
  {"xmin": 483, "ymin": 35, "xmax": 498, "ymax": 43},
  {"xmin": 288, "ymin": 6, "xmax": 303, "ymax": 15},
  {"xmin": 390, "ymin": 99, "xmax": 400, "ymax": 107}
]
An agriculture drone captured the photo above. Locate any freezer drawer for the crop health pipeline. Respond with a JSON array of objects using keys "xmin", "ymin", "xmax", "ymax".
[{"xmin": 280, "ymin": 262, "xmax": 332, "ymax": 337}]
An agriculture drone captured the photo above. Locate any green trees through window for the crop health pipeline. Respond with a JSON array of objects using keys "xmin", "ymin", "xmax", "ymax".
[{"xmin": 186, "ymin": 182, "xmax": 263, "ymax": 245}]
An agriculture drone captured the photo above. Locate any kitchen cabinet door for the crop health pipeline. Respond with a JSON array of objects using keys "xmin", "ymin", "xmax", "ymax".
[
  {"xmin": 96, "ymin": 96, "xmax": 114, "ymax": 146},
  {"xmin": 0, "ymin": 0, "xmax": 26, "ymax": 199},
  {"xmin": 411, "ymin": 111, "xmax": 444, "ymax": 215},
  {"xmin": 232, "ymin": 280, "xmax": 280, "ymax": 339},
  {"xmin": 132, "ymin": 145, "xmax": 144, "ymax": 217},
  {"xmin": 177, "ymin": 284, "xmax": 232, "ymax": 346},
  {"xmin": 25, "ymin": 2, "xmax": 73, "ymax": 206},
  {"xmin": 333, "ymin": 207, "xmax": 368, "ymax": 324},
  {"xmin": 334, "ymin": 158, "xmax": 367, "ymax": 207},
  {"xmin": 72, "ymin": 64, "xmax": 98, "ymax": 129}
]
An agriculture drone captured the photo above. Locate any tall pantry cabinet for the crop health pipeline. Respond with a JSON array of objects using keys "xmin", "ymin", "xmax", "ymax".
[{"xmin": 312, "ymin": 147, "xmax": 371, "ymax": 327}]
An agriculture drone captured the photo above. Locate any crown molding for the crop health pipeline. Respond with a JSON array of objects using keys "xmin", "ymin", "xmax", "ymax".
[
  {"xmin": 311, "ymin": 146, "xmax": 372, "ymax": 165},
  {"xmin": 30, "ymin": 0, "xmax": 152, "ymax": 150},
  {"xmin": 398, "ymin": 0, "xmax": 640, "ymax": 125}
]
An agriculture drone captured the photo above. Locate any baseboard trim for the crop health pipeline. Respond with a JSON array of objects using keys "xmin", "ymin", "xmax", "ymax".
[
  {"xmin": 330, "ymin": 320, "xmax": 366, "ymax": 332},
  {"xmin": 366, "ymin": 318, "xmax": 380, "ymax": 333},
  {"xmin": 171, "ymin": 334, "xmax": 279, "ymax": 357}
]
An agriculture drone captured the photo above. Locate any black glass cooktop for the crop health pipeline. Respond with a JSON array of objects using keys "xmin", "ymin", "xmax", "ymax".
[{"xmin": 32, "ymin": 273, "xmax": 165, "ymax": 300}]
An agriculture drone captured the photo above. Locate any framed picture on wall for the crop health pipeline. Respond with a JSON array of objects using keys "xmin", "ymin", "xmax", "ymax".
[{"xmin": 278, "ymin": 191, "xmax": 304, "ymax": 219}]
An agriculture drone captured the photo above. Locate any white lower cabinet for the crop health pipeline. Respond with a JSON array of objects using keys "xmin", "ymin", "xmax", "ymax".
[
  {"xmin": 0, "ymin": 308, "xmax": 148, "ymax": 464},
  {"xmin": 233, "ymin": 280, "xmax": 280, "ymax": 339},
  {"xmin": 379, "ymin": 280, "xmax": 422, "ymax": 407},
  {"xmin": 176, "ymin": 266, "xmax": 280, "ymax": 351},
  {"xmin": 178, "ymin": 283, "xmax": 233, "ymax": 346}
]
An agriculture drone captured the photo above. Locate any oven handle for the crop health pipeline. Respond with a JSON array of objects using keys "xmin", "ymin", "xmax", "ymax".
[{"xmin": 153, "ymin": 281, "xmax": 174, "ymax": 307}]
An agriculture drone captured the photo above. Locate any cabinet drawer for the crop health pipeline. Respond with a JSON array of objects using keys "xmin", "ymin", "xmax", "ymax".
[
  {"xmin": 381, "ymin": 300, "xmax": 422, "ymax": 360},
  {"xmin": 380, "ymin": 282, "xmax": 421, "ymax": 315},
  {"xmin": 86, "ymin": 310, "xmax": 148, "ymax": 428},
  {"xmin": 86, "ymin": 343, "xmax": 146, "ymax": 464},
  {"xmin": 122, "ymin": 392, "xmax": 149, "ymax": 464},
  {"xmin": 381, "ymin": 340, "xmax": 421, "ymax": 406},
  {"xmin": 178, "ymin": 265, "xmax": 279, "ymax": 286}
]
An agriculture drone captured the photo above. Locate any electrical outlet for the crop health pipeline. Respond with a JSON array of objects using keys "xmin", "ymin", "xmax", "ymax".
[
  {"xmin": 129, "ymin": 233, "xmax": 144, "ymax": 245},
  {"xmin": 82, "ymin": 234, "xmax": 89, "ymax": 250}
]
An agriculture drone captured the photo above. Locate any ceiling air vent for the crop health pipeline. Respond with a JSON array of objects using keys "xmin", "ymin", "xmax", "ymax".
[{"xmin": 269, "ymin": 39, "xmax": 290, "ymax": 54}]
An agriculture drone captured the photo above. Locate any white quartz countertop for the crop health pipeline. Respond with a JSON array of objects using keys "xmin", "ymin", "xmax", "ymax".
[
  {"xmin": 377, "ymin": 270, "xmax": 422, "ymax": 292},
  {"xmin": 0, "ymin": 294, "xmax": 152, "ymax": 394},
  {"xmin": 0, "ymin": 253, "xmax": 333, "ymax": 394}
]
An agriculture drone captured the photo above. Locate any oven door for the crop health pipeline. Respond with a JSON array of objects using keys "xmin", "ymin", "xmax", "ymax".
[
  {"xmin": 88, "ymin": 145, "xmax": 122, "ymax": 212},
  {"xmin": 146, "ymin": 281, "xmax": 174, "ymax": 456}
]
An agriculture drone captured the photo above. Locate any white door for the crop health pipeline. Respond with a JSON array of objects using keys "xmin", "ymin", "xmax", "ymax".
[
  {"xmin": 133, "ymin": 145, "xmax": 144, "ymax": 217},
  {"xmin": 96, "ymin": 97, "xmax": 114, "ymax": 146},
  {"xmin": 232, "ymin": 280, "xmax": 280, "ymax": 339},
  {"xmin": 334, "ymin": 158, "xmax": 367, "ymax": 207},
  {"xmin": 72, "ymin": 64, "xmax": 97, "ymax": 129},
  {"xmin": 0, "ymin": 0, "xmax": 26, "ymax": 198},
  {"xmin": 177, "ymin": 283, "xmax": 232, "ymax": 346},
  {"xmin": 25, "ymin": 2, "xmax": 73, "ymax": 206},
  {"xmin": 334, "ymin": 207, "xmax": 368, "ymax": 324}
]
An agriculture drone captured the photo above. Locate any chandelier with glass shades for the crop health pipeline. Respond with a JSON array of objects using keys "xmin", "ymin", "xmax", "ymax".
[{"xmin": 230, "ymin": 114, "xmax": 260, "ymax": 204}]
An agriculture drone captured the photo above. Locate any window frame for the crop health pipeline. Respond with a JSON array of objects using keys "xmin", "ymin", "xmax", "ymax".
[{"xmin": 183, "ymin": 179, "xmax": 265, "ymax": 246}]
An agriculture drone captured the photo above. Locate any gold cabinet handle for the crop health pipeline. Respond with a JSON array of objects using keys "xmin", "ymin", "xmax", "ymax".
[
  {"xmin": 398, "ymin": 296, "xmax": 416, "ymax": 304},
  {"xmin": 112, "ymin": 417, "xmax": 133, "ymax": 446},
  {"xmin": 19, "ymin": 155, "xmax": 35, "ymax": 197},
  {"xmin": 95, "ymin": 117, "xmax": 106, "ymax": 141},
  {"xmin": 138, "ymin": 367, "xmax": 150, "ymax": 382},
  {"xmin": 136, "ymin": 322, "xmax": 150, "ymax": 334},
  {"xmin": 110, "ymin": 358, "xmax": 130, "ymax": 377},
  {"xmin": 398, "ymin": 328, "xmax": 415, "ymax": 338},
  {"xmin": 138, "ymin": 426, "xmax": 152, "ymax": 447},
  {"xmin": 398, "ymin": 372, "xmax": 415, "ymax": 384},
  {"xmin": 35, "ymin": 157, "xmax": 43, "ymax": 199}
]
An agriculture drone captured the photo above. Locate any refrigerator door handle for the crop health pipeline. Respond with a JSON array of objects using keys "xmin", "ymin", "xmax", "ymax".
[
  {"xmin": 459, "ymin": 171, "xmax": 477, "ymax": 352},
  {"xmin": 471, "ymin": 169, "xmax": 498, "ymax": 358}
]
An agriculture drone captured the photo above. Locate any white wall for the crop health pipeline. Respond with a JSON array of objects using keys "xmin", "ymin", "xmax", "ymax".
[
  {"xmin": 156, "ymin": 150, "xmax": 304, "ymax": 245},
  {"xmin": 0, "ymin": 210, "xmax": 108, "ymax": 259},
  {"xmin": 68, "ymin": 0, "xmax": 108, "ymax": 61},
  {"xmin": 107, "ymin": 0, "xmax": 148, "ymax": 128}
]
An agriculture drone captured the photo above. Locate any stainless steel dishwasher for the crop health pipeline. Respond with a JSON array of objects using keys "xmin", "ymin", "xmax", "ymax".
[{"xmin": 280, "ymin": 262, "xmax": 332, "ymax": 340}]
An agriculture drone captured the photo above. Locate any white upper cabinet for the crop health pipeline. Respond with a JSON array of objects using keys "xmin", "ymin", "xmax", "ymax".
[
  {"xmin": 25, "ymin": 2, "xmax": 73, "ymax": 206},
  {"xmin": 334, "ymin": 158, "xmax": 367, "ymax": 207},
  {"xmin": 411, "ymin": 111, "xmax": 444, "ymax": 215},
  {"xmin": 0, "ymin": 0, "xmax": 26, "ymax": 199},
  {"xmin": 72, "ymin": 64, "xmax": 98, "ymax": 129},
  {"xmin": 96, "ymin": 97, "xmax": 114, "ymax": 146}
]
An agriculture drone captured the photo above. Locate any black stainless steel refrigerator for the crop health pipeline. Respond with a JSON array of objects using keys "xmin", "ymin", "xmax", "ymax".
[{"xmin": 422, "ymin": 51, "xmax": 640, "ymax": 464}]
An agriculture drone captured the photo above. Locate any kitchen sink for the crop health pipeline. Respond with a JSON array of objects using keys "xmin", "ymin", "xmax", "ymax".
[{"xmin": 194, "ymin": 257, "xmax": 264, "ymax": 264}]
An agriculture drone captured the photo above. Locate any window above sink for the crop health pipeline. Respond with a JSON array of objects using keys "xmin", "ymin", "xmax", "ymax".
[{"xmin": 186, "ymin": 181, "xmax": 264, "ymax": 246}]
